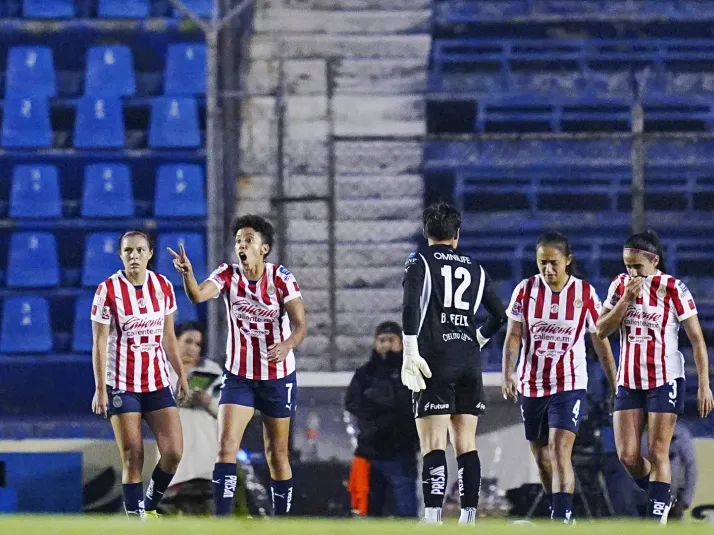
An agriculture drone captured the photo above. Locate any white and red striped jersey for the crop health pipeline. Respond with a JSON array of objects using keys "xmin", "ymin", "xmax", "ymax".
[
  {"xmin": 91, "ymin": 270, "xmax": 177, "ymax": 392},
  {"xmin": 604, "ymin": 271, "xmax": 697, "ymax": 390},
  {"xmin": 507, "ymin": 275, "xmax": 601, "ymax": 398},
  {"xmin": 209, "ymin": 262, "xmax": 302, "ymax": 380}
]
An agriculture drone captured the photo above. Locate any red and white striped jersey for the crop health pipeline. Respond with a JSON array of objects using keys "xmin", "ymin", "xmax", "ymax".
[
  {"xmin": 209, "ymin": 262, "xmax": 302, "ymax": 380},
  {"xmin": 507, "ymin": 275, "xmax": 601, "ymax": 398},
  {"xmin": 604, "ymin": 272, "xmax": 697, "ymax": 390},
  {"xmin": 91, "ymin": 270, "xmax": 177, "ymax": 392}
]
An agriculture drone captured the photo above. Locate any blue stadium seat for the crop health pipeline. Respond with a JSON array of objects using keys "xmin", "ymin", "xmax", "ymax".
[
  {"xmin": 154, "ymin": 164, "xmax": 206, "ymax": 218},
  {"xmin": 5, "ymin": 46, "xmax": 56, "ymax": 98},
  {"xmin": 9, "ymin": 164, "xmax": 61, "ymax": 219},
  {"xmin": 85, "ymin": 46, "xmax": 136, "ymax": 97},
  {"xmin": 174, "ymin": 292, "xmax": 198, "ymax": 322},
  {"xmin": 71, "ymin": 294, "xmax": 94, "ymax": 353},
  {"xmin": 164, "ymin": 44, "xmax": 207, "ymax": 96},
  {"xmin": 1, "ymin": 97, "xmax": 52, "ymax": 148},
  {"xmin": 23, "ymin": 0, "xmax": 73, "ymax": 18},
  {"xmin": 174, "ymin": 0, "xmax": 211, "ymax": 18},
  {"xmin": 149, "ymin": 97, "xmax": 200, "ymax": 148},
  {"xmin": 73, "ymin": 97, "xmax": 124, "ymax": 149},
  {"xmin": 0, "ymin": 297, "xmax": 52, "ymax": 354},
  {"xmin": 7, "ymin": 232, "xmax": 60, "ymax": 288},
  {"xmin": 157, "ymin": 233, "xmax": 205, "ymax": 287},
  {"xmin": 82, "ymin": 164, "xmax": 134, "ymax": 218},
  {"xmin": 82, "ymin": 233, "xmax": 122, "ymax": 287},
  {"xmin": 98, "ymin": 0, "xmax": 149, "ymax": 18}
]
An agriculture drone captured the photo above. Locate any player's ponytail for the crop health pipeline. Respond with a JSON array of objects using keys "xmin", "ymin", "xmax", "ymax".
[
  {"xmin": 624, "ymin": 230, "xmax": 667, "ymax": 272},
  {"xmin": 535, "ymin": 231, "xmax": 582, "ymax": 277}
]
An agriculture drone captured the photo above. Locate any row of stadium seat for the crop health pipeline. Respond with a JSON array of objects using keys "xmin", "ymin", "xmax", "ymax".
[
  {"xmin": 0, "ymin": 231, "xmax": 206, "ymax": 288},
  {"xmin": 5, "ymin": 0, "xmax": 212, "ymax": 18},
  {"xmin": 3, "ymin": 44, "xmax": 205, "ymax": 98},
  {"xmin": 0, "ymin": 294, "xmax": 199, "ymax": 354},
  {"xmin": 5, "ymin": 163, "xmax": 205, "ymax": 219},
  {"xmin": 1, "ymin": 96, "xmax": 202, "ymax": 148}
]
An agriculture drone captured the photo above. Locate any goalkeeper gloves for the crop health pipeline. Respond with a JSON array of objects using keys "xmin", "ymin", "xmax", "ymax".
[
  {"xmin": 476, "ymin": 328, "xmax": 489, "ymax": 350},
  {"xmin": 401, "ymin": 335, "xmax": 432, "ymax": 392}
]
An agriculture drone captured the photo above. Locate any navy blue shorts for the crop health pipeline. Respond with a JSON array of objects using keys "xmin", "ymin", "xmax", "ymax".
[
  {"xmin": 520, "ymin": 389, "xmax": 587, "ymax": 442},
  {"xmin": 219, "ymin": 370, "xmax": 297, "ymax": 419},
  {"xmin": 106, "ymin": 386, "xmax": 176, "ymax": 417},
  {"xmin": 614, "ymin": 378, "xmax": 684, "ymax": 414}
]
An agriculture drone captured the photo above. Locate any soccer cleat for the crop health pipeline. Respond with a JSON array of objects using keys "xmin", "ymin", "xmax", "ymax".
[
  {"xmin": 659, "ymin": 494, "xmax": 675, "ymax": 525},
  {"xmin": 143, "ymin": 510, "xmax": 162, "ymax": 520}
]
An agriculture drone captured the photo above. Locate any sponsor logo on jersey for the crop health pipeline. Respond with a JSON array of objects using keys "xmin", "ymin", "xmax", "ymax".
[
  {"xmin": 536, "ymin": 348, "xmax": 564, "ymax": 359},
  {"xmin": 122, "ymin": 316, "xmax": 164, "ymax": 336},
  {"xmin": 433, "ymin": 252, "xmax": 471, "ymax": 264},
  {"xmin": 277, "ymin": 266, "xmax": 293, "ymax": 279},
  {"xmin": 130, "ymin": 341, "xmax": 161, "ymax": 353},
  {"xmin": 624, "ymin": 309, "xmax": 662, "ymax": 329},
  {"xmin": 442, "ymin": 332, "xmax": 474, "ymax": 343},
  {"xmin": 231, "ymin": 298, "xmax": 280, "ymax": 323},
  {"xmin": 531, "ymin": 321, "xmax": 575, "ymax": 336},
  {"xmin": 102, "ymin": 306, "xmax": 111, "ymax": 320},
  {"xmin": 511, "ymin": 301, "xmax": 522, "ymax": 316},
  {"xmin": 240, "ymin": 326, "xmax": 271, "ymax": 339},
  {"xmin": 424, "ymin": 402, "xmax": 449, "ymax": 411},
  {"xmin": 688, "ymin": 299, "xmax": 696, "ymax": 310},
  {"xmin": 627, "ymin": 333, "xmax": 653, "ymax": 344},
  {"xmin": 677, "ymin": 280, "xmax": 690, "ymax": 296}
]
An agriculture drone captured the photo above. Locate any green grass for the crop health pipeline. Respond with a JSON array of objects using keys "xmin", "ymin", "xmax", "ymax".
[{"xmin": 0, "ymin": 517, "xmax": 712, "ymax": 535}]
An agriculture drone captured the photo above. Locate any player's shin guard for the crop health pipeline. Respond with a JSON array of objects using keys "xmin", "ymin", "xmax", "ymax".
[
  {"xmin": 551, "ymin": 492, "xmax": 574, "ymax": 524},
  {"xmin": 457, "ymin": 450, "xmax": 481, "ymax": 524},
  {"xmin": 122, "ymin": 482, "xmax": 145, "ymax": 518},
  {"xmin": 144, "ymin": 464, "xmax": 174, "ymax": 511},
  {"xmin": 647, "ymin": 481, "xmax": 671, "ymax": 523},
  {"xmin": 422, "ymin": 449, "xmax": 447, "ymax": 524},
  {"xmin": 271, "ymin": 478, "xmax": 293, "ymax": 516},
  {"xmin": 213, "ymin": 462, "xmax": 238, "ymax": 516}
]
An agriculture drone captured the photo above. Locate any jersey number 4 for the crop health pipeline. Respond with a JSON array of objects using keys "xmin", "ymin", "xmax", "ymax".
[{"xmin": 441, "ymin": 265, "xmax": 471, "ymax": 310}]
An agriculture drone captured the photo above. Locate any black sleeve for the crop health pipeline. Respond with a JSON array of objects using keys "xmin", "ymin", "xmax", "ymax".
[
  {"xmin": 345, "ymin": 369, "xmax": 378, "ymax": 419},
  {"xmin": 478, "ymin": 270, "xmax": 508, "ymax": 339},
  {"xmin": 402, "ymin": 252, "xmax": 426, "ymax": 336}
]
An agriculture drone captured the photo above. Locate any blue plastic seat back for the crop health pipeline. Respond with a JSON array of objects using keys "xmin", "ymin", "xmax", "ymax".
[
  {"xmin": 174, "ymin": 0, "xmax": 211, "ymax": 18},
  {"xmin": 23, "ymin": 0, "xmax": 73, "ymax": 18},
  {"xmin": 164, "ymin": 44, "xmax": 207, "ymax": 95},
  {"xmin": 9, "ymin": 164, "xmax": 61, "ymax": 218},
  {"xmin": 73, "ymin": 97, "xmax": 125, "ymax": 149},
  {"xmin": 1, "ymin": 97, "xmax": 52, "ymax": 148},
  {"xmin": 154, "ymin": 164, "xmax": 206, "ymax": 217},
  {"xmin": 82, "ymin": 164, "xmax": 134, "ymax": 218},
  {"xmin": 0, "ymin": 297, "xmax": 53, "ymax": 353},
  {"xmin": 5, "ymin": 46, "xmax": 56, "ymax": 97},
  {"xmin": 149, "ymin": 97, "xmax": 200, "ymax": 148},
  {"xmin": 71, "ymin": 294, "xmax": 95, "ymax": 353},
  {"xmin": 98, "ymin": 0, "xmax": 149, "ymax": 18},
  {"xmin": 82, "ymin": 233, "xmax": 122, "ymax": 287},
  {"xmin": 7, "ymin": 232, "xmax": 60, "ymax": 288},
  {"xmin": 85, "ymin": 46, "xmax": 136, "ymax": 97},
  {"xmin": 174, "ymin": 292, "xmax": 198, "ymax": 322}
]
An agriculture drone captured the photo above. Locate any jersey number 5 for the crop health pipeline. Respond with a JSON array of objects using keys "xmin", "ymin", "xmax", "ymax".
[{"xmin": 441, "ymin": 265, "xmax": 471, "ymax": 310}]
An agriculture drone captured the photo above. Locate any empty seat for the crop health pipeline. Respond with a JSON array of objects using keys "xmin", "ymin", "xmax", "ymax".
[
  {"xmin": 149, "ymin": 97, "xmax": 200, "ymax": 148},
  {"xmin": 82, "ymin": 233, "xmax": 122, "ymax": 287},
  {"xmin": 9, "ymin": 164, "xmax": 61, "ymax": 219},
  {"xmin": 1, "ymin": 97, "xmax": 52, "ymax": 148},
  {"xmin": 82, "ymin": 164, "xmax": 134, "ymax": 218},
  {"xmin": 98, "ymin": 0, "xmax": 149, "ymax": 18},
  {"xmin": 23, "ymin": 0, "xmax": 73, "ymax": 18},
  {"xmin": 73, "ymin": 97, "xmax": 124, "ymax": 149},
  {"xmin": 164, "ymin": 44, "xmax": 206, "ymax": 96},
  {"xmin": 5, "ymin": 46, "xmax": 56, "ymax": 98},
  {"xmin": 154, "ymin": 164, "xmax": 206, "ymax": 217},
  {"xmin": 7, "ymin": 232, "xmax": 60, "ymax": 287},
  {"xmin": 71, "ymin": 294, "xmax": 94, "ymax": 353},
  {"xmin": 174, "ymin": 0, "xmax": 211, "ymax": 18},
  {"xmin": 174, "ymin": 292, "xmax": 198, "ymax": 322},
  {"xmin": 157, "ymin": 233, "xmax": 205, "ymax": 286},
  {"xmin": 0, "ymin": 297, "xmax": 52, "ymax": 354},
  {"xmin": 85, "ymin": 46, "xmax": 136, "ymax": 97}
]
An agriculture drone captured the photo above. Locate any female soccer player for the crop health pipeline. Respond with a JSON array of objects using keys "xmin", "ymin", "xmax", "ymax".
[
  {"xmin": 596, "ymin": 230, "xmax": 713, "ymax": 523},
  {"xmin": 502, "ymin": 231, "xmax": 617, "ymax": 524},
  {"xmin": 169, "ymin": 215, "xmax": 307, "ymax": 516},
  {"xmin": 91, "ymin": 230, "xmax": 189, "ymax": 518}
]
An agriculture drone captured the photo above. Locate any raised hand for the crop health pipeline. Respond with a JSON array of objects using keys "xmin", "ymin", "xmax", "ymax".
[
  {"xmin": 624, "ymin": 276, "xmax": 645, "ymax": 303},
  {"xmin": 168, "ymin": 243, "xmax": 192, "ymax": 276}
]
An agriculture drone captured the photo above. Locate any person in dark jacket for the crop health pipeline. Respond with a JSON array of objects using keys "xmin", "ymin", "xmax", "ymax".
[{"xmin": 345, "ymin": 321, "xmax": 419, "ymax": 518}]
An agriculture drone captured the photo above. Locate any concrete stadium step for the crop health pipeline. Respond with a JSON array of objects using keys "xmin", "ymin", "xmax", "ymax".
[
  {"xmin": 336, "ymin": 140, "xmax": 422, "ymax": 175},
  {"xmin": 285, "ymin": 198, "xmax": 423, "ymax": 220},
  {"xmin": 287, "ymin": 219, "xmax": 420, "ymax": 242},
  {"xmin": 302, "ymin": 288, "xmax": 402, "ymax": 312},
  {"xmin": 268, "ymin": 0, "xmax": 431, "ymax": 10},
  {"xmin": 334, "ymin": 96, "xmax": 425, "ymax": 136},
  {"xmin": 290, "ymin": 266, "xmax": 404, "ymax": 289},
  {"xmin": 254, "ymin": 9, "xmax": 430, "ymax": 34},
  {"xmin": 287, "ymin": 242, "xmax": 415, "ymax": 267},
  {"xmin": 250, "ymin": 34, "xmax": 431, "ymax": 59}
]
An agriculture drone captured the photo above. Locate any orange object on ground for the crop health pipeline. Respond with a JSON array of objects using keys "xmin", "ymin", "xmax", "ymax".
[{"xmin": 348, "ymin": 455, "xmax": 370, "ymax": 516}]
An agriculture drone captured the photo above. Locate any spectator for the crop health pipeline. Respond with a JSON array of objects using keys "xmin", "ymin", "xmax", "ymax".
[{"xmin": 345, "ymin": 321, "xmax": 419, "ymax": 518}]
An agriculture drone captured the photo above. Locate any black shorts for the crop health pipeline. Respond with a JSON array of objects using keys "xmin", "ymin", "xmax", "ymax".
[
  {"xmin": 614, "ymin": 378, "xmax": 684, "ymax": 415},
  {"xmin": 413, "ymin": 366, "xmax": 485, "ymax": 418},
  {"xmin": 520, "ymin": 389, "xmax": 586, "ymax": 442},
  {"xmin": 106, "ymin": 386, "xmax": 176, "ymax": 417}
]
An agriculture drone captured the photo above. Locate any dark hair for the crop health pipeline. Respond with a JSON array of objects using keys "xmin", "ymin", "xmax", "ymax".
[
  {"xmin": 624, "ymin": 230, "xmax": 667, "ymax": 272},
  {"xmin": 535, "ymin": 231, "xmax": 582, "ymax": 277},
  {"xmin": 375, "ymin": 321, "xmax": 402, "ymax": 338},
  {"xmin": 176, "ymin": 321, "xmax": 205, "ymax": 340},
  {"xmin": 423, "ymin": 201, "xmax": 461, "ymax": 241},
  {"xmin": 232, "ymin": 215, "xmax": 274, "ymax": 258},
  {"xmin": 119, "ymin": 229, "xmax": 153, "ymax": 251}
]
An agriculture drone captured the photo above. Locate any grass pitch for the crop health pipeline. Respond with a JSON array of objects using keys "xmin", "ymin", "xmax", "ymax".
[{"xmin": 0, "ymin": 517, "xmax": 713, "ymax": 535}]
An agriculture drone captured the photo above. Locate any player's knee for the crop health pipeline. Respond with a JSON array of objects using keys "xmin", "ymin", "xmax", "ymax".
[
  {"xmin": 121, "ymin": 446, "xmax": 143, "ymax": 475},
  {"xmin": 617, "ymin": 447, "xmax": 640, "ymax": 471},
  {"xmin": 160, "ymin": 446, "xmax": 183, "ymax": 472},
  {"xmin": 647, "ymin": 442, "xmax": 669, "ymax": 469},
  {"xmin": 548, "ymin": 440, "xmax": 571, "ymax": 466},
  {"xmin": 533, "ymin": 449, "xmax": 552, "ymax": 473}
]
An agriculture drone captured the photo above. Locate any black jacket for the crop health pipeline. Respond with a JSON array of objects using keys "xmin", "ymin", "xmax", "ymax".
[{"xmin": 345, "ymin": 351, "xmax": 419, "ymax": 460}]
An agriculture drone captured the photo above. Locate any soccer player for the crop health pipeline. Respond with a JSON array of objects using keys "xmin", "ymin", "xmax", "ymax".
[
  {"xmin": 501, "ymin": 231, "xmax": 617, "ymax": 524},
  {"xmin": 401, "ymin": 202, "xmax": 507, "ymax": 524},
  {"xmin": 169, "ymin": 215, "xmax": 307, "ymax": 516},
  {"xmin": 596, "ymin": 230, "xmax": 714, "ymax": 523},
  {"xmin": 91, "ymin": 230, "xmax": 189, "ymax": 518}
]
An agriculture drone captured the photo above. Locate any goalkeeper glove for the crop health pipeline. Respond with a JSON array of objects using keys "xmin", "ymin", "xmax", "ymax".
[
  {"xmin": 401, "ymin": 335, "xmax": 432, "ymax": 392},
  {"xmin": 476, "ymin": 328, "xmax": 489, "ymax": 350}
]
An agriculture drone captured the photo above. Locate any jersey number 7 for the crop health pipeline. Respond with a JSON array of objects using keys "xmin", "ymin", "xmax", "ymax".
[{"xmin": 441, "ymin": 265, "xmax": 471, "ymax": 310}]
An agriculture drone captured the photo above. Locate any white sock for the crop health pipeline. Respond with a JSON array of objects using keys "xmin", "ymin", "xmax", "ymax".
[
  {"xmin": 459, "ymin": 507, "xmax": 477, "ymax": 524},
  {"xmin": 424, "ymin": 507, "xmax": 442, "ymax": 524}
]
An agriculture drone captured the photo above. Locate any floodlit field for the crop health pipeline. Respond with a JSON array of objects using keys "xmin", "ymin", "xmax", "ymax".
[{"xmin": 1, "ymin": 517, "xmax": 713, "ymax": 535}]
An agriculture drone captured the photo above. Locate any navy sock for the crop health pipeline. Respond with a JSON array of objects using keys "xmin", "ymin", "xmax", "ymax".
[
  {"xmin": 271, "ymin": 478, "xmax": 294, "ymax": 516},
  {"xmin": 422, "ymin": 449, "xmax": 447, "ymax": 509},
  {"xmin": 634, "ymin": 473, "xmax": 650, "ymax": 492},
  {"xmin": 213, "ymin": 462, "xmax": 238, "ymax": 516},
  {"xmin": 144, "ymin": 464, "xmax": 175, "ymax": 511},
  {"xmin": 551, "ymin": 492, "xmax": 574, "ymax": 524},
  {"xmin": 122, "ymin": 482, "xmax": 144, "ymax": 517},
  {"xmin": 647, "ymin": 481, "xmax": 671, "ymax": 520}
]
